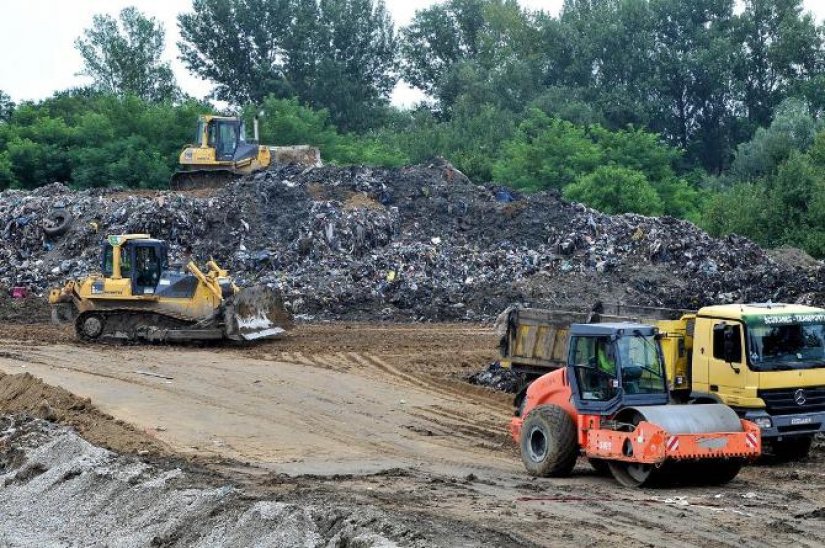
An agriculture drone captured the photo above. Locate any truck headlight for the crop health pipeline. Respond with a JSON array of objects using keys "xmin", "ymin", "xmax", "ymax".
[{"xmin": 754, "ymin": 417, "xmax": 772, "ymax": 429}]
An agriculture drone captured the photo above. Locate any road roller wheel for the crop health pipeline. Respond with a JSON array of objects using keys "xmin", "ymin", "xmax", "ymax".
[
  {"xmin": 519, "ymin": 405, "xmax": 578, "ymax": 477},
  {"xmin": 588, "ymin": 458, "xmax": 611, "ymax": 476},
  {"xmin": 607, "ymin": 461, "xmax": 658, "ymax": 487}
]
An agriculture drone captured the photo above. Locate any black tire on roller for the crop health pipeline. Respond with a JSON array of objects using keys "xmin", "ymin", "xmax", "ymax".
[
  {"xmin": 770, "ymin": 436, "xmax": 813, "ymax": 462},
  {"xmin": 43, "ymin": 210, "xmax": 73, "ymax": 237},
  {"xmin": 519, "ymin": 404, "xmax": 578, "ymax": 477},
  {"xmin": 588, "ymin": 457, "xmax": 611, "ymax": 476}
]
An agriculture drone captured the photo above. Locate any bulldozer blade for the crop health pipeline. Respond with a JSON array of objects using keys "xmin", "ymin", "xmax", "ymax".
[
  {"xmin": 225, "ymin": 286, "xmax": 291, "ymax": 341},
  {"xmin": 50, "ymin": 303, "xmax": 76, "ymax": 325}
]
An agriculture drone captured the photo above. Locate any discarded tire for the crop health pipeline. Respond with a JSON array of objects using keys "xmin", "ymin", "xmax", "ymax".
[
  {"xmin": 520, "ymin": 404, "xmax": 578, "ymax": 477},
  {"xmin": 43, "ymin": 210, "xmax": 72, "ymax": 237}
]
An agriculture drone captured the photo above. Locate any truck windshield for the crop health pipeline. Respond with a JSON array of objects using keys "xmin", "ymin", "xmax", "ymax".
[
  {"xmin": 747, "ymin": 322, "xmax": 825, "ymax": 370},
  {"xmin": 618, "ymin": 334, "xmax": 666, "ymax": 394}
]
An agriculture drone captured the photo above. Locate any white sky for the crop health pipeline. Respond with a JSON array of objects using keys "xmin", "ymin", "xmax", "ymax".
[{"xmin": 0, "ymin": 0, "xmax": 821, "ymax": 107}]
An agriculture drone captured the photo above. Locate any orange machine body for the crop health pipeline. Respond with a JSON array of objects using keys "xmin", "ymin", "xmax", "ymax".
[{"xmin": 509, "ymin": 368, "xmax": 761, "ymax": 464}]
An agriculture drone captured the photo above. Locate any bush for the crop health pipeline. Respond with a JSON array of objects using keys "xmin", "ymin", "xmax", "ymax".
[
  {"xmin": 493, "ymin": 109, "xmax": 601, "ymax": 190},
  {"xmin": 563, "ymin": 166, "xmax": 663, "ymax": 216}
]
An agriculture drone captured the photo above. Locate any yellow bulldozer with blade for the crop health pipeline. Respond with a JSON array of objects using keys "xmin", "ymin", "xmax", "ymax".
[
  {"xmin": 49, "ymin": 234, "xmax": 289, "ymax": 343},
  {"xmin": 170, "ymin": 114, "xmax": 321, "ymax": 190}
]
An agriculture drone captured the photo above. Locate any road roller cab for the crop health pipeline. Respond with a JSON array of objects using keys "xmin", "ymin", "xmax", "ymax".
[{"xmin": 510, "ymin": 323, "xmax": 761, "ymax": 486}]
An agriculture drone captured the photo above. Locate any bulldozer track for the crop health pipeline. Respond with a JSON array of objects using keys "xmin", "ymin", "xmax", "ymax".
[
  {"xmin": 74, "ymin": 308, "xmax": 197, "ymax": 342},
  {"xmin": 351, "ymin": 353, "xmax": 510, "ymax": 412}
]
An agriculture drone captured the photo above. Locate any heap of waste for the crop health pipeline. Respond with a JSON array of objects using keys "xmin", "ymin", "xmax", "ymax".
[{"xmin": 1, "ymin": 159, "xmax": 824, "ymax": 321}]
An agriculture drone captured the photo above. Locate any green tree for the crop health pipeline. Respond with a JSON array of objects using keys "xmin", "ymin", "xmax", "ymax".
[
  {"xmin": 734, "ymin": 0, "xmax": 823, "ymax": 128},
  {"xmin": 731, "ymin": 97, "xmax": 820, "ymax": 180},
  {"xmin": 75, "ymin": 7, "xmax": 178, "ymax": 102},
  {"xmin": 0, "ymin": 89, "xmax": 210, "ymax": 190},
  {"xmin": 401, "ymin": 0, "xmax": 486, "ymax": 98},
  {"xmin": 701, "ymin": 182, "xmax": 769, "ymax": 242},
  {"xmin": 400, "ymin": 0, "xmax": 543, "ymax": 111},
  {"xmin": 492, "ymin": 109, "xmax": 601, "ymax": 190},
  {"xmin": 0, "ymin": 90, "xmax": 14, "ymax": 122},
  {"xmin": 248, "ymin": 96, "xmax": 340, "ymax": 151},
  {"xmin": 765, "ymin": 152, "xmax": 818, "ymax": 244},
  {"xmin": 0, "ymin": 152, "xmax": 14, "ymax": 190},
  {"xmin": 563, "ymin": 166, "xmax": 664, "ymax": 216},
  {"xmin": 179, "ymin": 0, "xmax": 398, "ymax": 131}
]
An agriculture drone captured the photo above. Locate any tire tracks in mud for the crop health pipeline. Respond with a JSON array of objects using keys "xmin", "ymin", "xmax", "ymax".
[{"xmin": 0, "ymin": 342, "xmax": 514, "ymax": 473}]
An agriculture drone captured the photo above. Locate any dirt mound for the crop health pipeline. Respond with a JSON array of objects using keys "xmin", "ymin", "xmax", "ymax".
[
  {"xmin": 0, "ymin": 415, "xmax": 518, "ymax": 546},
  {"xmin": 0, "ymin": 372, "xmax": 166, "ymax": 456},
  {"xmin": 768, "ymin": 246, "xmax": 823, "ymax": 269}
]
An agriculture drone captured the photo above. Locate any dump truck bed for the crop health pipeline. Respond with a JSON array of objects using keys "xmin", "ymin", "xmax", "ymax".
[{"xmin": 499, "ymin": 304, "xmax": 691, "ymax": 378}]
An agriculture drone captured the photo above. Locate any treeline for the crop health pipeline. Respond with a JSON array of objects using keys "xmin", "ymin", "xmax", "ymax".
[{"xmin": 0, "ymin": 0, "xmax": 824, "ymax": 257}]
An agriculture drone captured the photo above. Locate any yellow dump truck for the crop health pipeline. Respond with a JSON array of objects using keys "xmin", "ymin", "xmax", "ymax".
[{"xmin": 500, "ymin": 302, "xmax": 825, "ymax": 459}]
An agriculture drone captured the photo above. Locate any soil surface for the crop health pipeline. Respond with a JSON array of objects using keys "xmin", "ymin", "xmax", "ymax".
[{"xmin": 1, "ymin": 323, "xmax": 824, "ymax": 546}]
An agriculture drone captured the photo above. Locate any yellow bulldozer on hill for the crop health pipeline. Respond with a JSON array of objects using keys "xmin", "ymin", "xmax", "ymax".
[{"xmin": 170, "ymin": 114, "xmax": 321, "ymax": 190}]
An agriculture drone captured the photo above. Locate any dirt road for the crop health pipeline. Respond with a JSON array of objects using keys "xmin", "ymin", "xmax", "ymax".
[{"xmin": 1, "ymin": 323, "xmax": 824, "ymax": 546}]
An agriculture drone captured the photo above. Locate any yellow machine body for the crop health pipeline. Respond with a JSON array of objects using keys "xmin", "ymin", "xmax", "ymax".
[
  {"xmin": 172, "ymin": 114, "xmax": 319, "ymax": 190},
  {"xmin": 49, "ymin": 234, "xmax": 287, "ymax": 342}
]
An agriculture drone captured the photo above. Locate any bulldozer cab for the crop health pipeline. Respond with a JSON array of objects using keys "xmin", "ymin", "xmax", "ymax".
[
  {"xmin": 568, "ymin": 323, "xmax": 669, "ymax": 415},
  {"xmin": 193, "ymin": 116, "xmax": 260, "ymax": 164},
  {"xmin": 101, "ymin": 236, "xmax": 169, "ymax": 296},
  {"xmin": 202, "ymin": 117, "xmax": 242, "ymax": 161}
]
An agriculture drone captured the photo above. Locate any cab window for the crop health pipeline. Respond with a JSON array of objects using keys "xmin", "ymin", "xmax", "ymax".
[
  {"xmin": 617, "ymin": 334, "xmax": 666, "ymax": 395},
  {"xmin": 134, "ymin": 246, "xmax": 161, "ymax": 289},
  {"xmin": 713, "ymin": 323, "xmax": 742, "ymax": 363},
  {"xmin": 102, "ymin": 245, "xmax": 131, "ymax": 277},
  {"xmin": 103, "ymin": 245, "xmax": 113, "ymax": 276},
  {"xmin": 571, "ymin": 336, "xmax": 618, "ymax": 401}
]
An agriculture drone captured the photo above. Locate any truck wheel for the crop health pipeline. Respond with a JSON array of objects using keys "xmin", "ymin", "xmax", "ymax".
[
  {"xmin": 770, "ymin": 436, "xmax": 813, "ymax": 461},
  {"xmin": 520, "ymin": 405, "xmax": 578, "ymax": 477}
]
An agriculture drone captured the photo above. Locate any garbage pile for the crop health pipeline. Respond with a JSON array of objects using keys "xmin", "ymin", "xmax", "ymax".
[
  {"xmin": 467, "ymin": 362, "xmax": 524, "ymax": 393},
  {"xmin": 1, "ymin": 159, "xmax": 824, "ymax": 321}
]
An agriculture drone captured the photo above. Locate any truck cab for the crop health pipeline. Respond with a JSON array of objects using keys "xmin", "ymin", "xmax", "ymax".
[{"xmin": 682, "ymin": 303, "xmax": 825, "ymax": 458}]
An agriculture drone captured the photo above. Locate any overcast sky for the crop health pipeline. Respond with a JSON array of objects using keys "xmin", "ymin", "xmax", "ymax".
[{"xmin": 0, "ymin": 0, "xmax": 822, "ymax": 107}]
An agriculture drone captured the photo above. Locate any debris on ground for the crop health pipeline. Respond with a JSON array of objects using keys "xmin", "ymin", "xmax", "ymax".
[
  {"xmin": 467, "ymin": 361, "xmax": 524, "ymax": 393},
  {"xmin": 2, "ymin": 160, "xmax": 824, "ymax": 321}
]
